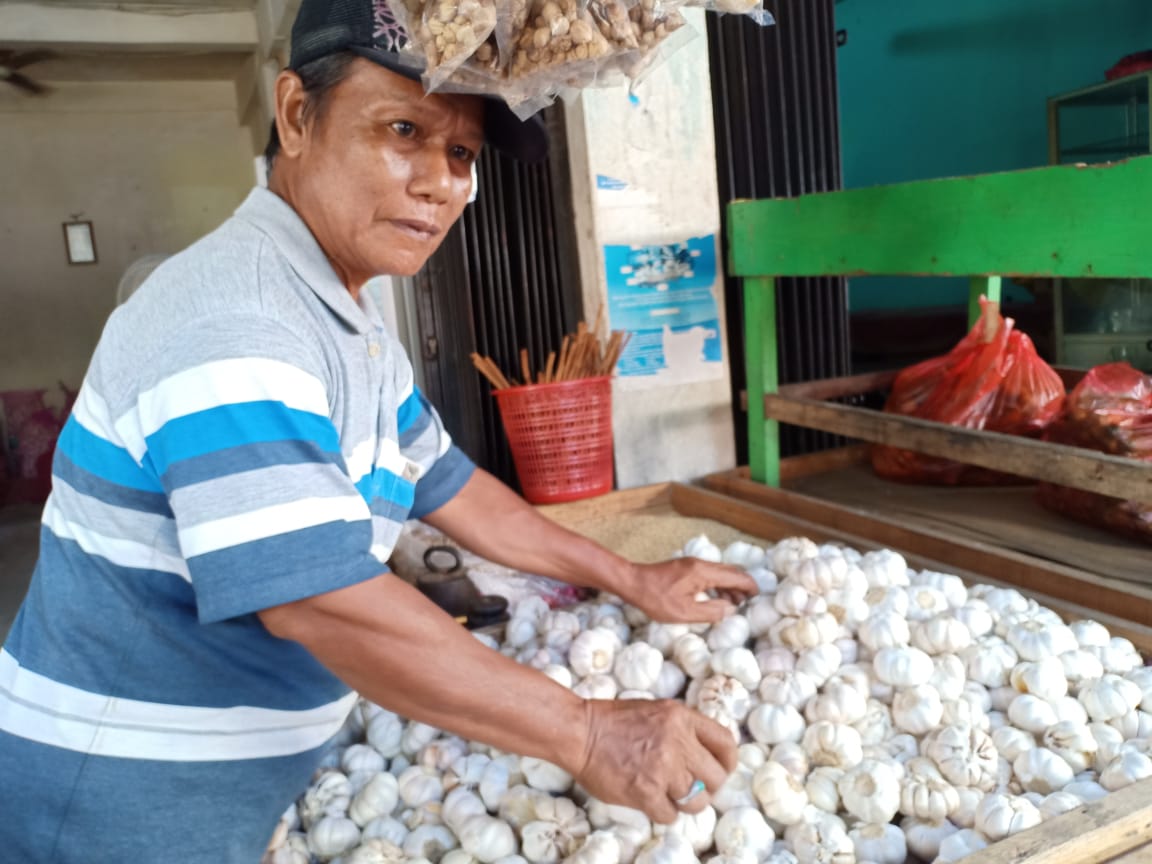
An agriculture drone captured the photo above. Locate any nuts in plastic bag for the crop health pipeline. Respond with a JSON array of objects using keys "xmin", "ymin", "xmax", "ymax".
[{"xmin": 418, "ymin": 0, "xmax": 500, "ymax": 89}]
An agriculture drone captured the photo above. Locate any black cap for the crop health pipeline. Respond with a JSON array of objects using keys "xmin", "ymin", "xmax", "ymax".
[{"xmin": 289, "ymin": 0, "xmax": 548, "ymax": 163}]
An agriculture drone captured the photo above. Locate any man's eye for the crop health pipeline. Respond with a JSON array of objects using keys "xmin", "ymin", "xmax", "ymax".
[
  {"xmin": 391, "ymin": 121, "xmax": 416, "ymax": 137},
  {"xmin": 451, "ymin": 145, "xmax": 477, "ymax": 163}
]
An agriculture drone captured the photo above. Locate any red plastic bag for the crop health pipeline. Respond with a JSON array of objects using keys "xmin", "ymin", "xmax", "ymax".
[
  {"xmin": 872, "ymin": 298, "xmax": 1066, "ymax": 485},
  {"xmin": 1036, "ymin": 362, "xmax": 1152, "ymax": 544}
]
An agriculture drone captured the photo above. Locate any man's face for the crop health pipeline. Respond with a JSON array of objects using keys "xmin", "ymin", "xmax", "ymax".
[{"xmin": 283, "ymin": 59, "xmax": 485, "ymax": 285}]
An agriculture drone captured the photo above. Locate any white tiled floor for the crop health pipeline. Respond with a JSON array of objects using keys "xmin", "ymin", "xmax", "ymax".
[{"xmin": 0, "ymin": 505, "xmax": 40, "ymax": 641}]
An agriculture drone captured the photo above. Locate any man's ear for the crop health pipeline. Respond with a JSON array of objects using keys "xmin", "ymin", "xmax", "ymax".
[{"xmin": 273, "ymin": 70, "xmax": 309, "ymax": 159}]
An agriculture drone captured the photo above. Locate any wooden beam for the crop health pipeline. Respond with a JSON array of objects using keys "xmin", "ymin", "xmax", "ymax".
[
  {"xmin": 777, "ymin": 370, "xmax": 898, "ymax": 401},
  {"xmin": 698, "ymin": 469, "xmax": 1152, "ymax": 638},
  {"xmin": 963, "ymin": 777, "xmax": 1152, "ymax": 864},
  {"xmin": 0, "ymin": 3, "xmax": 258, "ymax": 50},
  {"xmin": 729, "ymin": 157, "xmax": 1152, "ymax": 279},
  {"xmin": 762, "ymin": 394, "xmax": 1152, "ymax": 503}
]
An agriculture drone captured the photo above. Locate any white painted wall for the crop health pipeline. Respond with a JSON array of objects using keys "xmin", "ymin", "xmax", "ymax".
[
  {"xmin": 0, "ymin": 81, "xmax": 256, "ymax": 392},
  {"xmin": 566, "ymin": 9, "xmax": 736, "ymax": 487}
]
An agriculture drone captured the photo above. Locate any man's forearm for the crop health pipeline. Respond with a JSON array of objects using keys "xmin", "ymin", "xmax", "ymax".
[
  {"xmin": 259, "ymin": 574, "xmax": 590, "ymax": 771},
  {"xmin": 422, "ymin": 468, "xmax": 639, "ymax": 597}
]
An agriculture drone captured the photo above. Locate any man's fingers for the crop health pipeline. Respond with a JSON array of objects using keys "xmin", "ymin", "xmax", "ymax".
[
  {"xmin": 690, "ymin": 598, "xmax": 736, "ymax": 623},
  {"xmin": 691, "ymin": 711, "xmax": 739, "ymax": 773},
  {"xmin": 705, "ymin": 566, "xmax": 759, "ymax": 596},
  {"xmin": 649, "ymin": 795, "xmax": 681, "ymax": 825}
]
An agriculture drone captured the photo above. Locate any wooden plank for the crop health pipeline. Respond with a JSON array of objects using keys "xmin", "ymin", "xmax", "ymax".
[
  {"xmin": 778, "ymin": 446, "xmax": 871, "ymax": 481},
  {"xmin": 1105, "ymin": 843, "xmax": 1152, "ymax": 864},
  {"xmin": 776, "ymin": 370, "xmax": 898, "ymax": 401},
  {"xmin": 698, "ymin": 469, "xmax": 1152, "ymax": 641},
  {"xmin": 964, "ymin": 777, "xmax": 1152, "ymax": 864},
  {"xmin": 535, "ymin": 483, "xmax": 672, "ymax": 527},
  {"xmin": 762, "ymin": 394, "xmax": 1152, "ymax": 503},
  {"xmin": 728, "ymin": 156, "xmax": 1152, "ymax": 279}
]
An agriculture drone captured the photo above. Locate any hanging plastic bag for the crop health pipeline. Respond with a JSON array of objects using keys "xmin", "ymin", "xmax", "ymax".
[
  {"xmin": 872, "ymin": 297, "xmax": 1066, "ymax": 485},
  {"xmin": 1036, "ymin": 362, "xmax": 1152, "ymax": 544}
]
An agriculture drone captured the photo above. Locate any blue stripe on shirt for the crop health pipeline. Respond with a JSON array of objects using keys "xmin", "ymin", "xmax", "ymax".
[
  {"xmin": 0, "ymin": 730, "xmax": 326, "ymax": 863},
  {"xmin": 354, "ymin": 467, "xmax": 416, "ymax": 509},
  {"xmin": 187, "ymin": 520, "xmax": 384, "ymax": 624},
  {"xmin": 57, "ymin": 416, "xmax": 163, "ymax": 493},
  {"xmin": 52, "ymin": 451, "xmax": 173, "ymax": 517},
  {"xmin": 397, "ymin": 389, "xmax": 424, "ymax": 434},
  {"xmin": 145, "ymin": 401, "xmax": 340, "ymax": 477},
  {"xmin": 7, "ymin": 530, "xmax": 350, "ymax": 711},
  {"xmin": 162, "ymin": 439, "xmax": 346, "ymax": 491},
  {"xmin": 411, "ymin": 444, "xmax": 476, "ymax": 518}
]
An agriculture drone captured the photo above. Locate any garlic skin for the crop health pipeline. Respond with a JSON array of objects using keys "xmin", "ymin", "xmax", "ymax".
[
  {"xmin": 614, "ymin": 642, "xmax": 665, "ymax": 692},
  {"xmin": 789, "ymin": 815, "xmax": 854, "ymax": 864},
  {"xmin": 838, "ymin": 758, "xmax": 901, "ymax": 823},
  {"xmin": 634, "ymin": 833, "xmax": 697, "ymax": 864},
  {"xmin": 900, "ymin": 816, "xmax": 959, "ymax": 862},
  {"xmin": 802, "ymin": 721, "xmax": 864, "ymax": 769},
  {"xmin": 923, "ymin": 724, "xmax": 999, "ymax": 791},
  {"xmin": 935, "ymin": 828, "xmax": 988, "ymax": 864},
  {"xmin": 1042, "ymin": 721, "xmax": 1098, "ymax": 774},
  {"xmin": 1013, "ymin": 747, "xmax": 1075, "ymax": 794},
  {"xmin": 752, "ymin": 761, "xmax": 809, "ymax": 825},
  {"xmin": 974, "ymin": 793, "xmax": 1043, "ymax": 841},
  {"xmin": 748, "ymin": 703, "xmax": 805, "ymax": 745},
  {"xmin": 655, "ymin": 806, "xmax": 717, "ymax": 855},
  {"xmin": 308, "ymin": 816, "xmax": 362, "ymax": 860},
  {"xmin": 873, "ymin": 646, "xmax": 934, "ymax": 687},
  {"xmin": 804, "ymin": 766, "xmax": 844, "ymax": 813},
  {"xmin": 892, "ymin": 684, "xmax": 944, "ymax": 735},
  {"xmin": 848, "ymin": 822, "xmax": 906, "ymax": 864},
  {"xmin": 521, "ymin": 797, "xmax": 590, "ymax": 863},
  {"xmin": 899, "ymin": 758, "xmax": 958, "ymax": 822},
  {"xmin": 569, "ymin": 628, "xmax": 621, "ymax": 678},
  {"xmin": 458, "ymin": 815, "xmax": 517, "ymax": 863}
]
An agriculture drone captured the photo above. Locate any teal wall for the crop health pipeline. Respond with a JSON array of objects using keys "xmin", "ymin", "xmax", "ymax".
[{"xmin": 837, "ymin": 0, "xmax": 1152, "ymax": 310}]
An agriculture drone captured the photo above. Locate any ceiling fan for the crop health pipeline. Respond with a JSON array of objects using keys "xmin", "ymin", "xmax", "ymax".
[{"xmin": 0, "ymin": 50, "xmax": 56, "ymax": 95}]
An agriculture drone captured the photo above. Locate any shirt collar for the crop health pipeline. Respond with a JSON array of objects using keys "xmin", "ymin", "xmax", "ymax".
[{"xmin": 233, "ymin": 187, "xmax": 376, "ymax": 335}]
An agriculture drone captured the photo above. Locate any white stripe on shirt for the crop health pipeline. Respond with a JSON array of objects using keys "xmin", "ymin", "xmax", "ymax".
[
  {"xmin": 178, "ymin": 494, "xmax": 370, "ymax": 558},
  {"xmin": 134, "ymin": 358, "xmax": 330, "ymax": 438},
  {"xmin": 0, "ymin": 650, "xmax": 357, "ymax": 761},
  {"xmin": 44, "ymin": 500, "xmax": 192, "ymax": 583}
]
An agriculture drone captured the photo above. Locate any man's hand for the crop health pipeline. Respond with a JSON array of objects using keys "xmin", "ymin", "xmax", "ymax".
[
  {"xmin": 616, "ymin": 558, "xmax": 758, "ymax": 624},
  {"xmin": 573, "ymin": 698, "xmax": 738, "ymax": 824}
]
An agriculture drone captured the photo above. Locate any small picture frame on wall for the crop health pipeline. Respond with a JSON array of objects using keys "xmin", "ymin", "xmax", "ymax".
[{"xmin": 63, "ymin": 220, "xmax": 97, "ymax": 265}]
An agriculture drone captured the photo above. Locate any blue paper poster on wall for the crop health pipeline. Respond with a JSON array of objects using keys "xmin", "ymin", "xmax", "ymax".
[{"xmin": 604, "ymin": 234, "xmax": 723, "ymax": 382}]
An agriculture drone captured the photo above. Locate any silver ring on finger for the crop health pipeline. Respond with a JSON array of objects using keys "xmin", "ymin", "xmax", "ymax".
[{"xmin": 674, "ymin": 779, "xmax": 706, "ymax": 807}]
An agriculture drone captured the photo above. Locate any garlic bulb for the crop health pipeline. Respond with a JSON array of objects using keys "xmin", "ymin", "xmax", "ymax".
[
  {"xmin": 343, "ymin": 744, "xmax": 388, "ymax": 775},
  {"xmin": 860, "ymin": 548, "xmax": 909, "ymax": 587},
  {"xmin": 541, "ymin": 665, "xmax": 574, "ymax": 689},
  {"xmin": 398, "ymin": 766, "xmax": 445, "ymax": 808},
  {"xmin": 301, "ymin": 771, "xmax": 354, "ymax": 830},
  {"xmin": 804, "ymin": 766, "xmax": 844, "ymax": 813},
  {"xmin": 1060, "ymin": 650, "xmax": 1104, "ymax": 693},
  {"xmin": 573, "ymin": 674, "xmax": 618, "ymax": 700},
  {"xmin": 707, "ymin": 616, "xmax": 751, "ymax": 652},
  {"xmin": 569, "ymin": 629, "xmax": 621, "ymax": 678},
  {"xmin": 771, "ymin": 741, "xmax": 811, "ymax": 780},
  {"xmin": 1007, "ymin": 694, "xmax": 1059, "ymax": 734},
  {"xmin": 683, "ymin": 535, "xmax": 723, "ymax": 563},
  {"xmin": 350, "ymin": 773, "xmax": 401, "ymax": 827},
  {"xmin": 652, "ymin": 661, "xmax": 687, "ymax": 700},
  {"xmin": 1007, "ymin": 617, "xmax": 1077, "ymax": 661},
  {"xmin": 1039, "ymin": 791, "xmax": 1084, "ymax": 820},
  {"xmin": 911, "ymin": 616, "xmax": 971, "ymax": 656},
  {"xmin": 923, "ymin": 725, "xmax": 999, "ymax": 791},
  {"xmin": 748, "ymin": 702, "xmax": 805, "ymax": 745},
  {"xmin": 892, "ymin": 684, "xmax": 943, "ymax": 735},
  {"xmin": 794, "ymin": 644, "xmax": 843, "ymax": 688},
  {"xmin": 899, "ymin": 760, "xmax": 958, "ymax": 821},
  {"xmin": 954, "ymin": 601, "xmax": 994, "ymax": 639},
  {"xmin": 634, "ymin": 833, "xmax": 696, "ymax": 864},
  {"xmin": 367, "ymin": 712, "xmax": 405, "ymax": 758},
  {"xmin": 935, "ymin": 828, "xmax": 988, "ymax": 863},
  {"xmin": 801, "ymin": 721, "xmax": 863, "ymax": 769},
  {"xmin": 443, "ymin": 789, "xmax": 488, "ymax": 834},
  {"xmin": 961, "ymin": 638, "xmax": 1018, "ymax": 688},
  {"xmin": 974, "ymin": 793, "xmax": 1042, "ymax": 841},
  {"xmin": 1042, "ymin": 721, "xmax": 1098, "ymax": 774},
  {"xmin": 758, "ymin": 670, "xmax": 818, "ymax": 709},
  {"xmin": 723, "ymin": 540, "xmax": 766, "ymax": 570},
  {"xmin": 521, "ymin": 796, "xmax": 590, "ymax": 863},
  {"xmin": 458, "ymin": 815, "xmax": 517, "ymax": 863},
  {"xmin": 949, "ymin": 786, "xmax": 983, "ymax": 830},
  {"xmin": 585, "ymin": 800, "xmax": 651, "ymax": 864},
  {"xmin": 710, "ymin": 648, "xmax": 761, "ymax": 690},
  {"xmin": 789, "ymin": 818, "xmax": 854, "ymax": 864},
  {"xmin": 673, "ymin": 634, "xmax": 712, "ymax": 680},
  {"xmin": 521, "ymin": 758, "xmax": 573, "ymax": 794},
  {"xmin": 873, "ymin": 646, "xmax": 933, "ymax": 687},
  {"xmin": 695, "ymin": 675, "xmax": 753, "ymax": 723},
  {"xmin": 852, "ymin": 698, "xmax": 894, "ymax": 746},
  {"xmin": 1079, "ymin": 674, "xmax": 1142, "ymax": 722},
  {"xmin": 1013, "ymin": 747, "xmax": 1075, "ymax": 794},
  {"xmin": 404, "ymin": 824, "xmax": 459, "ymax": 862},
  {"xmin": 746, "ymin": 597, "xmax": 782, "ymax": 639},
  {"xmin": 772, "ymin": 537, "xmax": 820, "ymax": 574},
  {"xmin": 402, "ymin": 722, "xmax": 442, "ymax": 757},
  {"xmin": 542, "ymin": 611, "xmax": 581, "ymax": 652},
  {"xmin": 712, "ymin": 806, "xmax": 773, "ymax": 860},
  {"xmin": 756, "ymin": 647, "xmax": 796, "ymax": 676},
  {"xmin": 905, "ymin": 586, "xmax": 950, "ymax": 621},
  {"xmin": 900, "ymin": 816, "xmax": 959, "ymax": 862},
  {"xmin": 751, "ymin": 761, "xmax": 808, "ymax": 825},
  {"xmin": 1101, "ymin": 749, "xmax": 1152, "ymax": 791},
  {"xmin": 564, "ymin": 832, "xmax": 621, "ymax": 864},
  {"xmin": 309, "ymin": 816, "xmax": 362, "ymax": 861},
  {"xmin": 777, "ymin": 613, "xmax": 840, "ymax": 650},
  {"xmin": 614, "ymin": 643, "xmax": 664, "ymax": 692},
  {"xmin": 654, "ymin": 807, "xmax": 716, "ymax": 855},
  {"xmin": 804, "ymin": 681, "xmax": 867, "ymax": 725},
  {"xmin": 838, "ymin": 758, "xmax": 901, "ymax": 823},
  {"xmin": 911, "ymin": 570, "xmax": 968, "ymax": 608},
  {"xmin": 848, "ymin": 822, "xmax": 906, "ymax": 864}
]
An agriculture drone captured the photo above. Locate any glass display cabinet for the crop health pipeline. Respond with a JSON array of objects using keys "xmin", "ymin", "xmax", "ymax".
[{"xmin": 1048, "ymin": 72, "xmax": 1152, "ymax": 372}]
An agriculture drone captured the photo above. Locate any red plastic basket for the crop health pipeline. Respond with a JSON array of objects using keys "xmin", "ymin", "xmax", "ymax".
[{"xmin": 493, "ymin": 376, "xmax": 614, "ymax": 505}]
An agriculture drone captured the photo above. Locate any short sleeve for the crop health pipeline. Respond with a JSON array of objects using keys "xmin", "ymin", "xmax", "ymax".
[
  {"xmin": 125, "ymin": 315, "xmax": 385, "ymax": 624},
  {"xmin": 396, "ymin": 387, "xmax": 476, "ymax": 518}
]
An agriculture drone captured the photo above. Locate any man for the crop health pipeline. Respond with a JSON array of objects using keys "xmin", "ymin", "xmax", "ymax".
[{"xmin": 0, "ymin": 0, "xmax": 756, "ymax": 860}]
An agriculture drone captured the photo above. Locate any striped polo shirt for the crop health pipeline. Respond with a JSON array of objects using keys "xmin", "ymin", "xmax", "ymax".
[{"xmin": 0, "ymin": 188, "xmax": 474, "ymax": 862}]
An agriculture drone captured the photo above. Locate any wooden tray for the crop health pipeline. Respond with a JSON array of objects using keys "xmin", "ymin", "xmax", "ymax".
[{"xmin": 537, "ymin": 484, "xmax": 1152, "ymax": 863}]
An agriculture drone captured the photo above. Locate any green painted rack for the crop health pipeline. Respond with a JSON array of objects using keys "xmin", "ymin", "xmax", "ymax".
[{"xmin": 726, "ymin": 156, "xmax": 1152, "ymax": 503}]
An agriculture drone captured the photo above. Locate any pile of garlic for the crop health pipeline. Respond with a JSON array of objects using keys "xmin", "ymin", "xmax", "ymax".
[{"xmin": 265, "ymin": 535, "xmax": 1152, "ymax": 864}]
